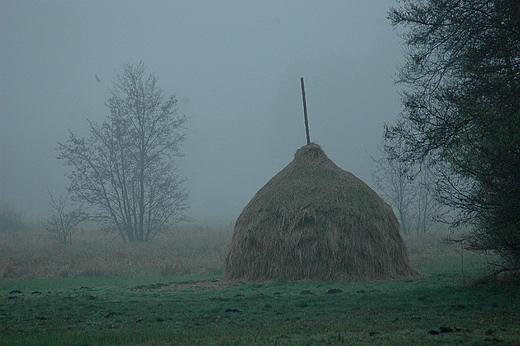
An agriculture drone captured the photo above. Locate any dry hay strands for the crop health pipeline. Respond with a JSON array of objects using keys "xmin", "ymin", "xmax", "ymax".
[{"xmin": 224, "ymin": 143, "xmax": 421, "ymax": 282}]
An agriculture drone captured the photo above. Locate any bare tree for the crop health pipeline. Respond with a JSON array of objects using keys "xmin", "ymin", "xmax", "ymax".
[
  {"xmin": 371, "ymin": 135, "xmax": 447, "ymax": 236},
  {"xmin": 371, "ymin": 142, "xmax": 415, "ymax": 236},
  {"xmin": 42, "ymin": 193, "xmax": 88, "ymax": 244},
  {"xmin": 58, "ymin": 62, "xmax": 189, "ymax": 242},
  {"xmin": 410, "ymin": 167, "xmax": 449, "ymax": 235}
]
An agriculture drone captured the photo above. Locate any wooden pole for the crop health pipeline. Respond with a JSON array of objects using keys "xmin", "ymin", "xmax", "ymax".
[{"xmin": 300, "ymin": 77, "xmax": 311, "ymax": 145}]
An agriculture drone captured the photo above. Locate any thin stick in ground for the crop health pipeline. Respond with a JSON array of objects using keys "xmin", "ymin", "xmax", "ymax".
[{"xmin": 300, "ymin": 77, "xmax": 311, "ymax": 145}]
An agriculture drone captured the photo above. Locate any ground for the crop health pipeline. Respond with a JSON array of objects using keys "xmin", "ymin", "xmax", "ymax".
[{"xmin": 0, "ymin": 228, "xmax": 519, "ymax": 345}]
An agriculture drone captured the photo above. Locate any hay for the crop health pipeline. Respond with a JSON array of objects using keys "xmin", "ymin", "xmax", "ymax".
[{"xmin": 224, "ymin": 143, "xmax": 420, "ymax": 282}]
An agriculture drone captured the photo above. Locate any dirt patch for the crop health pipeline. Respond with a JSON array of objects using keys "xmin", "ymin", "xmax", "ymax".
[{"xmin": 161, "ymin": 280, "xmax": 231, "ymax": 291}]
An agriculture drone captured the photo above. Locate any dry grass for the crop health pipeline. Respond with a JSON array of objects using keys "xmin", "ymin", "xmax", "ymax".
[
  {"xmin": 225, "ymin": 143, "xmax": 420, "ymax": 282},
  {"xmin": 0, "ymin": 225, "xmax": 233, "ymax": 279}
]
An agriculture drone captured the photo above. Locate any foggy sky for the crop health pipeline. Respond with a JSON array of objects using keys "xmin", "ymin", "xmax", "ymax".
[{"xmin": 0, "ymin": 1, "xmax": 403, "ymax": 223}]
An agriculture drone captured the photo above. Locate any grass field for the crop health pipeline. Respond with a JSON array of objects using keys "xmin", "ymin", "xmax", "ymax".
[{"xmin": 1, "ymin": 227, "xmax": 519, "ymax": 345}]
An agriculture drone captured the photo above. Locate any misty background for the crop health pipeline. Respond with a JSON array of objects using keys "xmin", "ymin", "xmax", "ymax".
[{"xmin": 0, "ymin": 1, "xmax": 403, "ymax": 224}]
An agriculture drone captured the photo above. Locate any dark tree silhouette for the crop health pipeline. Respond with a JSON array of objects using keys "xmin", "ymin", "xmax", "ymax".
[{"xmin": 387, "ymin": 1, "xmax": 520, "ymax": 267}]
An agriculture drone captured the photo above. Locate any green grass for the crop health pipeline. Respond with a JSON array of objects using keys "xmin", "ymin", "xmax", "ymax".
[{"xmin": 1, "ymin": 251, "xmax": 519, "ymax": 345}]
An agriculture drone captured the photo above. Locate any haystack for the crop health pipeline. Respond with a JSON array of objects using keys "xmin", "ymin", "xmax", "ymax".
[{"xmin": 224, "ymin": 143, "xmax": 419, "ymax": 282}]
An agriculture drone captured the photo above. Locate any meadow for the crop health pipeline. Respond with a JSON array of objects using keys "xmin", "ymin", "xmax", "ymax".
[{"xmin": 0, "ymin": 226, "xmax": 519, "ymax": 345}]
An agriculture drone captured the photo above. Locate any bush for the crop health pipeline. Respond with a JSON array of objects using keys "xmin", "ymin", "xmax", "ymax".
[{"xmin": 0, "ymin": 203, "xmax": 30, "ymax": 234}]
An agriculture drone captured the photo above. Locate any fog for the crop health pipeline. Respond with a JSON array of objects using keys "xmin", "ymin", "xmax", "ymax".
[{"xmin": 0, "ymin": 1, "xmax": 403, "ymax": 223}]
